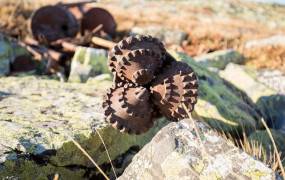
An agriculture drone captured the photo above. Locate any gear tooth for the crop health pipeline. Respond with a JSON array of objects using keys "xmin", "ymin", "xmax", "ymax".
[
  {"xmin": 109, "ymin": 56, "xmax": 117, "ymax": 62},
  {"xmin": 128, "ymin": 52, "xmax": 134, "ymax": 59},
  {"xmin": 164, "ymin": 92, "xmax": 171, "ymax": 100},
  {"xmin": 107, "ymin": 115, "xmax": 116, "ymax": 123},
  {"xmin": 104, "ymin": 107, "xmax": 112, "ymax": 116},
  {"xmin": 134, "ymin": 49, "xmax": 141, "ymax": 56},
  {"xmin": 135, "ymin": 88, "xmax": 148, "ymax": 101},
  {"xmin": 113, "ymin": 45, "xmax": 122, "ymax": 55},
  {"xmin": 132, "ymin": 71, "xmax": 140, "ymax": 80},
  {"xmin": 122, "ymin": 56, "xmax": 128, "ymax": 64},
  {"xmin": 120, "ymin": 126, "xmax": 128, "ymax": 133},
  {"xmin": 165, "ymin": 82, "xmax": 172, "ymax": 89},
  {"xmin": 119, "ymin": 39, "xmax": 128, "ymax": 49},
  {"xmin": 139, "ymin": 49, "xmax": 145, "ymax": 55}
]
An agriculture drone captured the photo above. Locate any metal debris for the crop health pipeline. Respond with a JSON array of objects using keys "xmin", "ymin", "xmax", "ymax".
[
  {"xmin": 30, "ymin": 5, "xmax": 79, "ymax": 43},
  {"xmin": 81, "ymin": 7, "xmax": 117, "ymax": 37},
  {"xmin": 103, "ymin": 35, "xmax": 198, "ymax": 134}
]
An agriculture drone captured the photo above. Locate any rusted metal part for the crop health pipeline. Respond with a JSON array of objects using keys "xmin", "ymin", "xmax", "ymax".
[
  {"xmin": 30, "ymin": 5, "xmax": 79, "ymax": 44},
  {"xmin": 150, "ymin": 60, "xmax": 199, "ymax": 121},
  {"xmin": 91, "ymin": 36, "xmax": 115, "ymax": 49},
  {"xmin": 10, "ymin": 55, "xmax": 37, "ymax": 73},
  {"xmin": 81, "ymin": 7, "xmax": 117, "ymax": 37},
  {"xmin": 108, "ymin": 35, "xmax": 166, "ymax": 85},
  {"xmin": 102, "ymin": 83, "xmax": 154, "ymax": 134}
]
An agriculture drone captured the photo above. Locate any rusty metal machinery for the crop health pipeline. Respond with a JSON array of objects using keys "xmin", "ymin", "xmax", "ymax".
[
  {"xmin": 81, "ymin": 7, "xmax": 117, "ymax": 37},
  {"xmin": 103, "ymin": 35, "xmax": 198, "ymax": 134},
  {"xmin": 30, "ymin": 5, "xmax": 79, "ymax": 44},
  {"xmin": 103, "ymin": 83, "xmax": 154, "ymax": 134},
  {"xmin": 108, "ymin": 35, "xmax": 166, "ymax": 85},
  {"xmin": 150, "ymin": 60, "xmax": 198, "ymax": 121}
]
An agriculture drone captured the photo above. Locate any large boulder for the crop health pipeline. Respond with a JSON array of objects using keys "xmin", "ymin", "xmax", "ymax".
[
  {"xmin": 219, "ymin": 63, "xmax": 285, "ymax": 131},
  {"xmin": 171, "ymin": 52, "xmax": 260, "ymax": 135},
  {"xmin": 119, "ymin": 119, "xmax": 275, "ymax": 179},
  {"xmin": 0, "ymin": 76, "xmax": 168, "ymax": 179}
]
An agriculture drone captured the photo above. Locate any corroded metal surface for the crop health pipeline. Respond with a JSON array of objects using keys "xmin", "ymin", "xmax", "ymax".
[
  {"xmin": 81, "ymin": 7, "xmax": 117, "ymax": 37},
  {"xmin": 151, "ymin": 60, "xmax": 198, "ymax": 121},
  {"xmin": 103, "ymin": 35, "xmax": 198, "ymax": 134},
  {"xmin": 103, "ymin": 83, "xmax": 153, "ymax": 134},
  {"xmin": 30, "ymin": 5, "xmax": 79, "ymax": 43},
  {"xmin": 108, "ymin": 35, "xmax": 166, "ymax": 85}
]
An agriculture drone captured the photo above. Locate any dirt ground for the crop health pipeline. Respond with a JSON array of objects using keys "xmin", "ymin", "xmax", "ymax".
[{"xmin": 0, "ymin": 0, "xmax": 285, "ymax": 72}]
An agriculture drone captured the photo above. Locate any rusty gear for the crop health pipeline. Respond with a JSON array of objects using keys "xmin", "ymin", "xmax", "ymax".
[
  {"xmin": 81, "ymin": 7, "xmax": 117, "ymax": 37},
  {"xmin": 30, "ymin": 5, "xmax": 79, "ymax": 43},
  {"xmin": 108, "ymin": 35, "xmax": 166, "ymax": 85},
  {"xmin": 102, "ymin": 84, "xmax": 154, "ymax": 134},
  {"xmin": 150, "ymin": 61, "xmax": 198, "ymax": 121}
]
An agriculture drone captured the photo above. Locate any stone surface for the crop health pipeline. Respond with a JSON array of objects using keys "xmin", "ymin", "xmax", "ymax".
[
  {"xmin": 194, "ymin": 49, "xmax": 245, "ymax": 70},
  {"xmin": 257, "ymin": 69, "xmax": 285, "ymax": 95},
  {"xmin": 219, "ymin": 63, "xmax": 285, "ymax": 130},
  {"xmin": 245, "ymin": 35, "xmax": 285, "ymax": 49},
  {"xmin": 119, "ymin": 119, "xmax": 275, "ymax": 180},
  {"xmin": 0, "ymin": 35, "xmax": 29, "ymax": 76},
  {"xmin": 0, "ymin": 76, "xmax": 168, "ymax": 179},
  {"xmin": 68, "ymin": 47, "xmax": 109, "ymax": 83},
  {"xmin": 130, "ymin": 26, "xmax": 187, "ymax": 45},
  {"xmin": 171, "ymin": 52, "xmax": 260, "ymax": 135}
]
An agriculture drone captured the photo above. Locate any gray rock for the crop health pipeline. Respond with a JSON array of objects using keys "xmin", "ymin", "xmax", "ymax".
[
  {"xmin": 257, "ymin": 69, "xmax": 285, "ymax": 95},
  {"xmin": 68, "ymin": 47, "xmax": 110, "ymax": 83},
  {"xmin": 245, "ymin": 35, "xmax": 285, "ymax": 49},
  {"xmin": 194, "ymin": 49, "xmax": 245, "ymax": 70},
  {"xmin": 130, "ymin": 26, "xmax": 187, "ymax": 45},
  {"xmin": 119, "ymin": 119, "xmax": 275, "ymax": 180},
  {"xmin": 219, "ymin": 63, "xmax": 285, "ymax": 131},
  {"xmin": 0, "ymin": 76, "xmax": 169, "ymax": 179}
]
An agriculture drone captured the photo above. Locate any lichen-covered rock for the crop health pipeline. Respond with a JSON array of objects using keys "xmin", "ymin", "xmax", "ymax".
[
  {"xmin": 170, "ymin": 51, "xmax": 260, "ymax": 135},
  {"xmin": 219, "ymin": 63, "xmax": 285, "ymax": 130},
  {"xmin": 0, "ymin": 76, "xmax": 168, "ymax": 178},
  {"xmin": 0, "ymin": 35, "xmax": 29, "ymax": 76},
  {"xmin": 119, "ymin": 119, "xmax": 275, "ymax": 180},
  {"xmin": 194, "ymin": 49, "xmax": 245, "ymax": 70},
  {"xmin": 68, "ymin": 46, "xmax": 110, "ymax": 83}
]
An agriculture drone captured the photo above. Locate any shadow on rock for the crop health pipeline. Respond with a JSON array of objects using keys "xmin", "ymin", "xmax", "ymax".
[{"xmin": 256, "ymin": 94, "xmax": 285, "ymax": 133}]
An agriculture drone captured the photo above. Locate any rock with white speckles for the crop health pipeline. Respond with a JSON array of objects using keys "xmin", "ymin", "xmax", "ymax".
[
  {"xmin": 0, "ymin": 76, "xmax": 168, "ymax": 179},
  {"xmin": 119, "ymin": 119, "xmax": 275, "ymax": 180}
]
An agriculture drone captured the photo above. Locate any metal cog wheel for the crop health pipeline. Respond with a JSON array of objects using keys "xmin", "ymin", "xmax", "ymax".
[
  {"xmin": 108, "ymin": 35, "xmax": 166, "ymax": 85},
  {"xmin": 102, "ymin": 83, "xmax": 154, "ymax": 134},
  {"xmin": 150, "ymin": 60, "xmax": 199, "ymax": 121}
]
